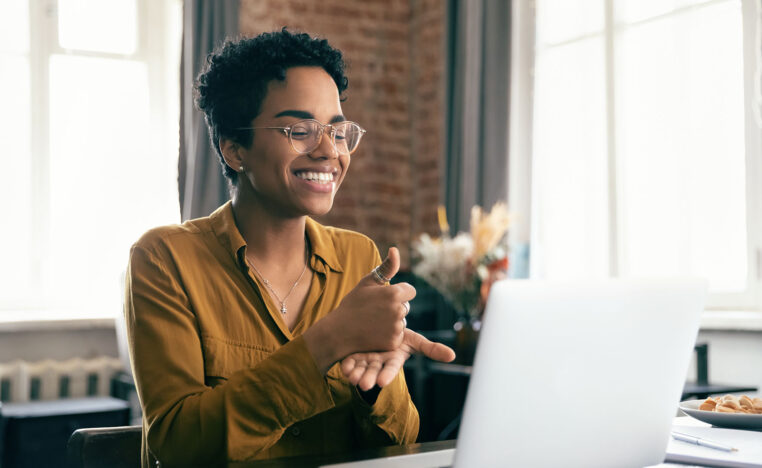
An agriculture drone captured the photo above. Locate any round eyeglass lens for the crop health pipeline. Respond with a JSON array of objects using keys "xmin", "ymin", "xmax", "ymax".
[
  {"xmin": 334, "ymin": 122, "xmax": 364, "ymax": 154},
  {"xmin": 288, "ymin": 120, "xmax": 364, "ymax": 154},
  {"xmin": 289, "ymin": 121, "xmax": 315, "ymax": 154}
]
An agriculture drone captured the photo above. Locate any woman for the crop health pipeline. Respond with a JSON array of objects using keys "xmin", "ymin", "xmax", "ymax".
[{"xmin": 125, "ymin": 29, "xmax": 455, "ymax": 466}]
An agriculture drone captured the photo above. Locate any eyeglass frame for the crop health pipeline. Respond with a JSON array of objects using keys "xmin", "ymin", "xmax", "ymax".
[{"xmin": 235, "ymin": 119, "xmax": 367, "ymax": 155}]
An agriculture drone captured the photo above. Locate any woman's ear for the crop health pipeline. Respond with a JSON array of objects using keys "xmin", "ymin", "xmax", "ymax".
[{"xmin": 219, "ymin": 138, "xmax": 243, "ymax": 173}]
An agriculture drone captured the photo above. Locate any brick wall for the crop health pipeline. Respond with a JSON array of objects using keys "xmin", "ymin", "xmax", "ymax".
[{"xmin": 238, "ymin": 0, "xmax": 445, "ymax": 268}]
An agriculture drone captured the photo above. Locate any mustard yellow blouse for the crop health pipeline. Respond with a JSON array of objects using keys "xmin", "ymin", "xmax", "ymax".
[{"xmin": 124, "ymin": 202, "xmax": 419, "ymax": 467}]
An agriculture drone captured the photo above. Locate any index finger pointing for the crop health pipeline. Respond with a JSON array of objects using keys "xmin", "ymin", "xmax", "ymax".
[{"xmin": 406, "ymin": 331, "xmax": 456, "ymax": 363}]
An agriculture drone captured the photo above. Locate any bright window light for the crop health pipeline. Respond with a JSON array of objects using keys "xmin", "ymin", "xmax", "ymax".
[
  {"xmin": 535, "ymin": 0, "xmax": 603, "ymax": 44},
  {"xmin": 533, "ymin": 0, "xmax": 753, "ymax": 300},
  {"xmin": 0, "ymin": 0, "xmax": 181, "ymax": 318},
  {"xmin": 0, "ymin": 54, "xmax": 32, "ymax": 308},
  {"xmin": 0, "ymin": 0, "xmax": 29, "ymax": 54},
  {"xmin": 617, "ymin": 1, "xmax": 747, "ymax": 292},
  {"xmin": 532, "ymin": 38, "xmax": 610, "ymax": 279},
  {"xmin": 58, "ymin": 0, "xmax": 138, "ymax": 54}
]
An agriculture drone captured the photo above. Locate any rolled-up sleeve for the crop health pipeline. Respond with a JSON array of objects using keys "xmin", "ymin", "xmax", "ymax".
[{"xmin": 350, "ymin": 370, "xmax": 420, "ymax": 447}]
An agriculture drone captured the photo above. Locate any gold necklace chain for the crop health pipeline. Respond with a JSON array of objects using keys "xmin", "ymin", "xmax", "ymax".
[{"xmin": 246, "ymin": 248, "xmax": 309, "ymax": 315}]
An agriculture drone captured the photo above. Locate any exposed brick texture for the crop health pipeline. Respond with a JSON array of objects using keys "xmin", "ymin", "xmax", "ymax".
[{"xmin": 239, "ymin": 0, "xmax": 445, "ymax": 268}]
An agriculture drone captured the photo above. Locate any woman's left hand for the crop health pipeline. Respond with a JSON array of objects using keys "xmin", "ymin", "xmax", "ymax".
[{"xmin": 340, "ymin": 329, "xmax": 456, "ymax": 391}]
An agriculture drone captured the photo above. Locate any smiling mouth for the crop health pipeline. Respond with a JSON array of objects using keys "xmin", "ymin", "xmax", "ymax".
[{"xmin": 294, "ymin": 171, "xmax": 336, "ymax": 185}]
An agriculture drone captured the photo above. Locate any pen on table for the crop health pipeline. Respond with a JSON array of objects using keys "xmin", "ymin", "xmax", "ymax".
[{"xmin": 671, "ymin": 431, "xmax": 738, "ymax": 453}]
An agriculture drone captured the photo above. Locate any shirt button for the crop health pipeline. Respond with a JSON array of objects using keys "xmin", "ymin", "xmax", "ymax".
[{"xmin": 291, "ymin": 426, "xmax": 301, "ymax": 436}]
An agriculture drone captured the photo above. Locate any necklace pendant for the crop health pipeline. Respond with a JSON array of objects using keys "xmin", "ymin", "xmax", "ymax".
[{"xmin": 280, "ymin": 304, "xmax": 287, "ymax": 314}]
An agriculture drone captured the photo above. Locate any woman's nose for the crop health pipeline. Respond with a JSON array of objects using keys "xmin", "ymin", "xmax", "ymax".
[{"xmin": 309, "ymin": 128, "xmax": 339, "ymax": 159}]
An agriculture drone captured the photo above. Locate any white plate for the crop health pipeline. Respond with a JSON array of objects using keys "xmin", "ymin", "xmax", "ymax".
[{"xmin": 679, "ymin": 399, "xmax": 762, "ymax": 430}]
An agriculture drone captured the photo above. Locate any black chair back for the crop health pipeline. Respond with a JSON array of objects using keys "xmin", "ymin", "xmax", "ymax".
[{"xmin": 67, "ymin": 425, "xmax": 141, "ymax": 468}]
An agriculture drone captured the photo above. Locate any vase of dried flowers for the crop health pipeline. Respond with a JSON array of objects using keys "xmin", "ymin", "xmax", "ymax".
[{"xmin": 412, "ymin": 203, "xmax": 510, "ymax": 364}]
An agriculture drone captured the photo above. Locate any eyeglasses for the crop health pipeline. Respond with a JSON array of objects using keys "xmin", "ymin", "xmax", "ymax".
[{"xmin": 237, "ymin": 119, "xmax": 367, "ymax": 155}]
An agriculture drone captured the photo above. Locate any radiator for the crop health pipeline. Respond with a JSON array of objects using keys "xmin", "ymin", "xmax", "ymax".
[{"xmin": 0, "ymin": 357, "xmax": 123, "ymax": 403}]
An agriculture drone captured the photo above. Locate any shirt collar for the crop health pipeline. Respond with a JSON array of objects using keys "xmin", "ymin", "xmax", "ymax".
[
  {"xmin": 209, "ymin": 201, "xmax": 247, "ymax": 264},
  {"xmin": 305, "ymin": 217, "xmax": 344, "ymax": 273},
  {"xmin": 209, "ymin": 201, "xmax": 344, "ymax": 273}
]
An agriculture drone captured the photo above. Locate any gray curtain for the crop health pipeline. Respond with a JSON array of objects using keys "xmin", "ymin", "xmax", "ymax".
[
  {"xmin": 444, "ymin": 0, "xmax": 511, "ymax": 233},
  {"xmin": 178, "ymin": 0, "xmax": 239, "ymax": 221}
]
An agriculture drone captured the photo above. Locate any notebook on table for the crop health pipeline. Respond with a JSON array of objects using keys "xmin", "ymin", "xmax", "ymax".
[{"xmin": 665, "ymin": 417, "xmax": 762, "ymax": 468}]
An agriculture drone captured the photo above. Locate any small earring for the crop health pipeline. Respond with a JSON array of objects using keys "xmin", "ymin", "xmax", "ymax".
[{"xmin": 238, "ymin": 166, "xmax": 244, "ymax": 172}]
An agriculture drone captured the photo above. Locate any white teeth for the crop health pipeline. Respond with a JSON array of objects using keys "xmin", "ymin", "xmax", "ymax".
[{"xmin": 296, "ymin": 171, "xmax": 334, "ymax": 184}]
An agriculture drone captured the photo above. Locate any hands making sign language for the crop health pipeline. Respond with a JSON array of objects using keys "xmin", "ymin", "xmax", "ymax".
[{"xmin": 338, "ymin": 247, "xmax": 456, "ymax": 390}]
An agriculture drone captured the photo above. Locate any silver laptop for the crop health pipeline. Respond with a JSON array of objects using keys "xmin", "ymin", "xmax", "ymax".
[
  {"xmin": 324, "ymin": 278, "xmax": 706, "ymax": 468},
  {"xmin": 453, "ymin": 278, "xmax": 706, "ymax": 468}
]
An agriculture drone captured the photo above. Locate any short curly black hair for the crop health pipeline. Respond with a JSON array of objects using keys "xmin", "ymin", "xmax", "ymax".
[{"xmin": 195, "ymin": 28, "xmax": 349, "ymax": 184}]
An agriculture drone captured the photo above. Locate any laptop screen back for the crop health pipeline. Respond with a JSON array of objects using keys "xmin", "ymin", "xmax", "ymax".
[{"xmin": 454, "ymin": 279, "xmax": 706, "ymax": 468}]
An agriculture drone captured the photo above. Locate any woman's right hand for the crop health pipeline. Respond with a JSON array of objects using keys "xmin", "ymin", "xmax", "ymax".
[
  {"xmin": 304, "ymin": 247, "xmax": 414, "ymax": 372},
  {"xmin": 333, "ymin": 247, "xmax": 414, "ymax": 353}
]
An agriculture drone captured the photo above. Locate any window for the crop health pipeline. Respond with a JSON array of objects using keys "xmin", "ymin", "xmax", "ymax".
[
  {"xmin": 529, "ymin": 0, "xmax": 761, "ymax": 310},
  {"xmin": 0, "ymin": 0, "xmax": 182, "ymax": 319}
]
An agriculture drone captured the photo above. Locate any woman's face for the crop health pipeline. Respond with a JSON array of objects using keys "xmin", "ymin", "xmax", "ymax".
[{"xmin": 238, "ymin": 66, "xmax": 350, "ymax": 218}]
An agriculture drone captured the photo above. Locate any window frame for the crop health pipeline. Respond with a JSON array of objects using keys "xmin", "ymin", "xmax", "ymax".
[
  {"xmin": 0, "ymin": 0, "xmax": 180, "ymax": 316},
  {"xmin": 517, "ymin": 0, "xmax": 762, "ymax": 311}
]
